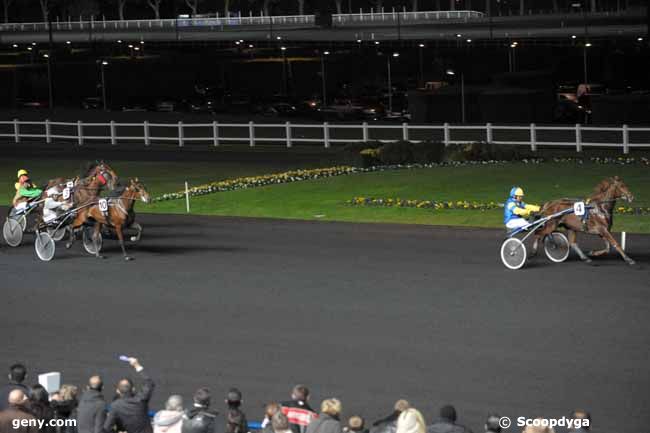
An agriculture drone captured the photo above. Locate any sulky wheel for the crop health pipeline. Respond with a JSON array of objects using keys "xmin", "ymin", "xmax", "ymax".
[
  {"xmin": 544, "ymin": 231, "xmax": 570, "ymax": 263},
  {"xmin": 35, "ymin": 231, "xmax": 56, "ymax": 261},
  {"xmin": 3, "ymin": 218, "xmax": 24, "ymax": 247},
  {"xmin": 500, "ymin": 237, "xmax": 527, "ymax": 270}
]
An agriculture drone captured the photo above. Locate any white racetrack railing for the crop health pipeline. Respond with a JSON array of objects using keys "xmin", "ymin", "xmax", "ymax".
[
  {"xmin": 0, "ymin": 10, "xmax": 484, "ymax": 32},
  {"xmin": 0, "ymin": 119, "xmax": 649, "ymax": 153}
]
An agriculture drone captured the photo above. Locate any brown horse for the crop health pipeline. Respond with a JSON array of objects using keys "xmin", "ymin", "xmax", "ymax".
[
  {"xmin": 86, "ymin": 178, "xmax": 150, "ymax": 261},
  {"xmin": 532, "ymin": 176, "xmax": 635, "ymax": 265}
]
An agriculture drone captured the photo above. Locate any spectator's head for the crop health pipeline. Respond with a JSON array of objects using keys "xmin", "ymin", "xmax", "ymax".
[
  {"xmin": 193, "ymin": 387, "xmax": 211, "ymax": 408},
  {"xmin": 521, "ymin": 419, "xmax": 556, "ymax": 433},
  {"xmin": 347, "ymin": 416, "xmax": 365, "ymax": 432},
  {"xmin": 394, "ymin": 400, "xmax": 410, "ymax": 414},
  {"xmin": 396, "ymin": 408, "xmax": 426, "ymax": 433},
  {"xmin": 291, "ymin": 385, "xmax": 309, "ymax": 403},
  {"xmin": 30, "ymin": 384, "xmax": 49, "ymax": 405},
  {"xmin": 165, "ymin": 395, "xmax": 184, "ymax": 412},
  {"xmin": 570, "ymin": 410, "xmax": 591, "ymax": 430},
  {"xmin": 271, "ymin": 411, "xmax": 290, "ymax": 433},
  {"xmin": 321, "ymin": 398, "xmax": 342, "ymax": 417},
  {"xmin": 226, "ymin": 388, "xmax": 243, "ymax": 408},
  {"xmin": 8, "ymin": 389, "xmax": 27, "ymax": 407},
  {"xmin": 9, "ymin": 364, "xmax": 27, "ymax": 384},
  {"xmin": 485, "ymin": 414, "xmax": 502, "ymax": 433},
  {"xmin": 88, "ymin": 375, "xmax": 103, "ymax": 392},
  {"xmin": 439, "ymin": 405, "xmax": 457, "ymax": 423},
  {"xmin": 59, "ymin": 384, "xmax": 79, "ymax": 402},
  {"xmin": 116, "ymin": 378, "xmax": 134, "ymax": 398},
  {"xmin": 264, "ymin": 402, "xmax": 281, "ymax": 420}
]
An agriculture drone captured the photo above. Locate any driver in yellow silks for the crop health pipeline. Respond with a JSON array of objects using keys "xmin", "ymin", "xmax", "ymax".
[
  {"xmin": 13, "ymin": 169, "xmax": 43, "ymax": 206},
  {"xmin": 504, "ymin": 187, "xmax": 540, "ymax": 230}
]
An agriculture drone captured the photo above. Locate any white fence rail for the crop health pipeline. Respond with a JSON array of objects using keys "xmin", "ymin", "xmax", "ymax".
[
  {"xmin": 0, "ymin": 10, "xmax": 484, "ymax": 32},
  {"xmin": 1, "ymin": 119, "xmax": 649, "ymax": 153}
]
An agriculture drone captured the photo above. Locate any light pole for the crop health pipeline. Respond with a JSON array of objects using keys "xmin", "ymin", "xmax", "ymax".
[
  {"xmin": 388, "ymin": 52, "xmax": 399, "ymax": 114},
  {"xmin": 583, "ymin": 42, "xmax": 591, "ymax": 84},
  {"xmin": 321, "ymin": 50, "xmax": 329, "ymax": 107},
  {"xmin": 418, "ymin": 43, "xmax": 424, "ymax": 88},
  {"xmin": 508, "ymin": 41, "xmax": 517, "ymax": 72},
  {"xmin": 446, "ymin": 69, "xmax": 465, "ymax": 123},
  {"xmin": 280, "ymin": 46, "xmax": 287, "ymax": 96},
  {"xmin": 98, "ymin": 60, "xmax": 108, "ymax": 111}
]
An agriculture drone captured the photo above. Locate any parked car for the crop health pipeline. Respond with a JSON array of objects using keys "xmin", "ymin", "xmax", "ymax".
[
  {"xmin": 155, "ymin": 100, "xmax": 177, "ymax": 112},
  {"xmin": 262, "ymin": 102, "xmax": 298, "ymax": 117},
  {"xmin": 16, "ymin": 98, "xmax": 48, "ymax": 108},
  {"xmin": 82, "ymin": 97, "xmax": 102, "ymax": 109}
]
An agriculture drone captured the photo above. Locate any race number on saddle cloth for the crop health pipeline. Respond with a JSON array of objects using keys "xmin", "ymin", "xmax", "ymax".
[
  {"xmin": 504, "ymin": 186, "xmax": 540, "ymax": 230},
  {"xmin": 13, "ymin": 169, "xmax": 43, "ymax": 206}
]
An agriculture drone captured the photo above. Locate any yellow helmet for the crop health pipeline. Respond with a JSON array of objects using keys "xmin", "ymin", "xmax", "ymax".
[
  {"xmin": 17, "ymin": 169, "xmax": 28, "ymax": 179},
  {"xmin": 510, "ymin": 187, "xmax": 524, "ymax": 197}
]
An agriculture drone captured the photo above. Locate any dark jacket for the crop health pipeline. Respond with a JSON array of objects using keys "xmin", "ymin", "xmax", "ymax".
[
  {"xmin": 182, "ymin": 406, "xmax": 223, "ymax": 433},
  {"xmin": 225, "ymin": 407, "xmax": 248, "ymax": 433},
  {"xmin": 51, "ymin": 398, "xmax": 78, "ymax": 433},
  {"xmin": 0, "ymin": 381, "xmax": 30, "ymax": 411},
  {"xmin": 281, "ymin": 401, "xmax": 318, "ymax": 433},
  {"xmin": 305, "ymin": 414, "xmax": 342, "ymax": 433},
  {"xmin": 0, "ymin": 405, "xmax": 39, "ymax": 433},
  {"xmin": 104, "ymin": 369, "xmax": 155, "ymax": 433},
  {"xmin": 27, "ymin": 400, "xmax": 56, "ymax": 433},
  {"xmin": 76, "ymin": 389, "xmax": 106, "ymax": 433},
  {"xmin": 426, "ymin": 418, "xmax": 473, "ymax": 433}
]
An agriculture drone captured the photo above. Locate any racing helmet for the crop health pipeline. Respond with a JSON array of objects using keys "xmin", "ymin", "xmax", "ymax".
[
  {"xmin": 17, "ymin": 169, "xmax": 28, "ymax": 179},
  {"xmin": 510, "ymin": 186, "xmax": 524, "ymax": 198}
]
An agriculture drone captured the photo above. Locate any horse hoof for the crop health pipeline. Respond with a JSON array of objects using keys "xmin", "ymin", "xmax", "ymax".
[
  {"xmin": 124, "ymin": 256, "xmax": 133, "ymax": 261},
  {"xmin": 96, "ymin": 255, "xmax": 105, "ymax": 260},
  {"xmin": 627, "ymin": 260, "xmax": 636, "ymax": 266},
  {"xmin": 65, "ymin": 243, "xmax": 72, "ymax": 249}
]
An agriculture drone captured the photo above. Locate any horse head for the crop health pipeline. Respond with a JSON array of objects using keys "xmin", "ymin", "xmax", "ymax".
[
  {"xmin": 129, "ymin": 177, "xmax": 150, "ymax": 204},
  {"xmin": 87, "ymin": 161, "xmax": 118, "ymax": 190},
  {"xmin": 611, "ymin": 176, "xmax": 634, "ymax": 202}
]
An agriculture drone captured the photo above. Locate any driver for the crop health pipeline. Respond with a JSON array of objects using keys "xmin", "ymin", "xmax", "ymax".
[
  {"xmin": 13, "ymin": 169, "xmax": 43, "ymax": 206},
  {"xmin": 504, "ymin": 186, "xmax": 540, "ymax": 230}
]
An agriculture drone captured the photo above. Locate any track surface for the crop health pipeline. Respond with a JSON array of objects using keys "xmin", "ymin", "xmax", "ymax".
[{"xmin": 1, "ymin": 214, "xmax": 649, "ymax": 433}]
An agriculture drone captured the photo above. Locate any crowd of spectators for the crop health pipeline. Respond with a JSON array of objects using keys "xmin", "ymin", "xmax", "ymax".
[{"xmin": 0, "ymin": 362, "xmax": 592, "ymax": 433}]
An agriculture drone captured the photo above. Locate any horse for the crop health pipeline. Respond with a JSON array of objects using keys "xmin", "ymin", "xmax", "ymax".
[
  {"xmin": 531, "ymin": 176, "xmax": 635, "ymax": 265},
  {"xmin": 86, "ymin": 178, "xmax": 150, "ymax": 261}
]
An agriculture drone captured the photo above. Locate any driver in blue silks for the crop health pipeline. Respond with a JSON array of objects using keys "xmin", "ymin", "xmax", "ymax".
[{"xmin": 504, "ymin": 186, "xmax": 540, "ymax": 230}]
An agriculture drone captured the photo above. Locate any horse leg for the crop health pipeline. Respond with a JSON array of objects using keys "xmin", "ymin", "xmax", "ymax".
[
  {"xmin": 130, "ymin": 222, "xmax": 142, "ymax": 242},
  {"xmin": 93, "ymin": 223, "xmax": 105, "ymax": 259},
  {"xmin": 116, "ymin": 224, "xmax": 132, "ymax": 261},
  {"xmin": 588, "ymin": 239, "xmax": 611, "ymax": 257},
  {"xmin": 597, "ymin": 228, "xmax": 635, "ymax": 265},
  {"xmin": 568, "ymin": 230, "xmax": 593, "ymax": 264},
  {"xmin": 65, "ymin": 224, "xmax": 76, "ymax": 249}
]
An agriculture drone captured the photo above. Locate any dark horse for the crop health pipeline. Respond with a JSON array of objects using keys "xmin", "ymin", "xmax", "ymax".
[
  {"xmin": 87, "ymin": 178, "xmax": 150, "ymax": 261},
  {"xmin": 532, "ymin": 176, "xmax": 635, "ymax": 265}
]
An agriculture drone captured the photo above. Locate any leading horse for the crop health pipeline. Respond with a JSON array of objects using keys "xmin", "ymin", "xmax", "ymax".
[{"xmin": 532, "ymin": 176, "xmax": 635, "ymax": 265}]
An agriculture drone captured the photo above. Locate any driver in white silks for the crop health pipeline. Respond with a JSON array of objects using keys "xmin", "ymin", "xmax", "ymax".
[{"xmin": 42, "ymin": 185, "xmax": 73, "ymax": 223}]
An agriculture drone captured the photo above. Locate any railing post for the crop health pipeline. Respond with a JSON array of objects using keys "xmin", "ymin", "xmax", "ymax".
[
  {"xmin": 402, "ymin": 122, "xmax": 409, "ymax": 141},
  {"xmin": 575, "ymin": 123, "xmax": 582, "ymax": 152},
  {"xmin": 285, "ymin": 121, "xmax": 292, "ymax": 148},
  {"xmin": 143, "ymin": 121, "xmax": 150, "ymax": 146},
  {"xmin": 362, "ymin": 122, "xmax": 369, "ymax": 142},
  {"xmin": 622, "ymin": 124, "xmax": 629, "ymax": 154},
  {"xmin": 178, "ymin": 121, "xmax": 184, "ymax": 147},
  {"xmin": 13, "ymin": 119, "xmax": 20, "ymax": 143},
  {"xmin": 323, "ymin": 122, "xmax": 330, "ymax": 148},
  {"xmin": 45, "ymin": 119, "xmax": 51, "ymax": 144},
  {"xmin": 486, "ymin": 122, "xmax": 493, "ymax": 143},
  {"xmin": 443, "ymin": 122, "xmax": 450, "ymax": 146},
  {"xmin": 77, "ymin": 120, "xmax": 83, "ymax": 146},
  {"xmin": 110, "ymin": 121, "xmax": 116, "ymax": 145},
  {"xmin": 213, "ymin": 121, "xmax": 219, "ymax": 147},
  {"xmin": 530, "ymin": 123, "xmax": 537, "ymax": 152},
  {"xmin": 249, "ymin": 121, "xmax": 255, "ymax": 147}
]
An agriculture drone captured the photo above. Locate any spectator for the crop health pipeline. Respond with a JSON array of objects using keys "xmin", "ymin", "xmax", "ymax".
[
  {"xmin": 51, "ymin": 384, "xmax": 79, "ymax": 433},
  {"xmin": 370, "ymin": 400, "xmax": 410, "ymax": 433},
  {"xmin": 27, "ymin": 384, "xmax": 55, "ymax": 433},
  {"xmin": 427, "ymin": 405, "xmax": 472, "ymax": 433},
  {"xmin": 396, "ymin": 409, "xmax": 426, "ymax": 433},
  {"xmin": 484, "ymin": 414, "xmax": 501, "ymax": 433},
  {"xmin": 225, "ymin": 388, "xmax": 248, "ymax": 433},
  {"xmin": 154, "ymin": 395, "xmax": 184, "ymax": 433},
  {"xmin": 272, "ymin": 412, "xmax": 293, "ymax": 433},
  {"xmin": 305, "ymin": 398, "xmax": 342, "ymax": 433},
  {"xmin": 104, "ymin": 357, "xmax": 155, "ymax": 433},
  {"xmin": 568, "ymin": 410, "xmax": 590, "ymax": 433},
  {"xmin": 76, "ymin": 376, "xmax": 106, "ymax": 433},
  {"xmin": 261, "ymin": 403, "xmax": 282, "ymax": 433},
  {"xmin": 0, "ymin": 363, "xmax": 30, "ymax": 411},
  {"xmin": 521, "ymin": 419, "xmax": 555, "ymax": 433},
  {"xmin": 281, "ymin": 385, "xmax": 318, "ymax": 433},
  {"xmin": 344, "ymin": 416, "xmax": 368, "ymax": 433},
  {"xmin": 0, "ymin": 389, "xmax": 38, "ymax": 433},
  {"xmin": 182, "ymin": 387, "xmax": 222, "ymax": 433}
]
